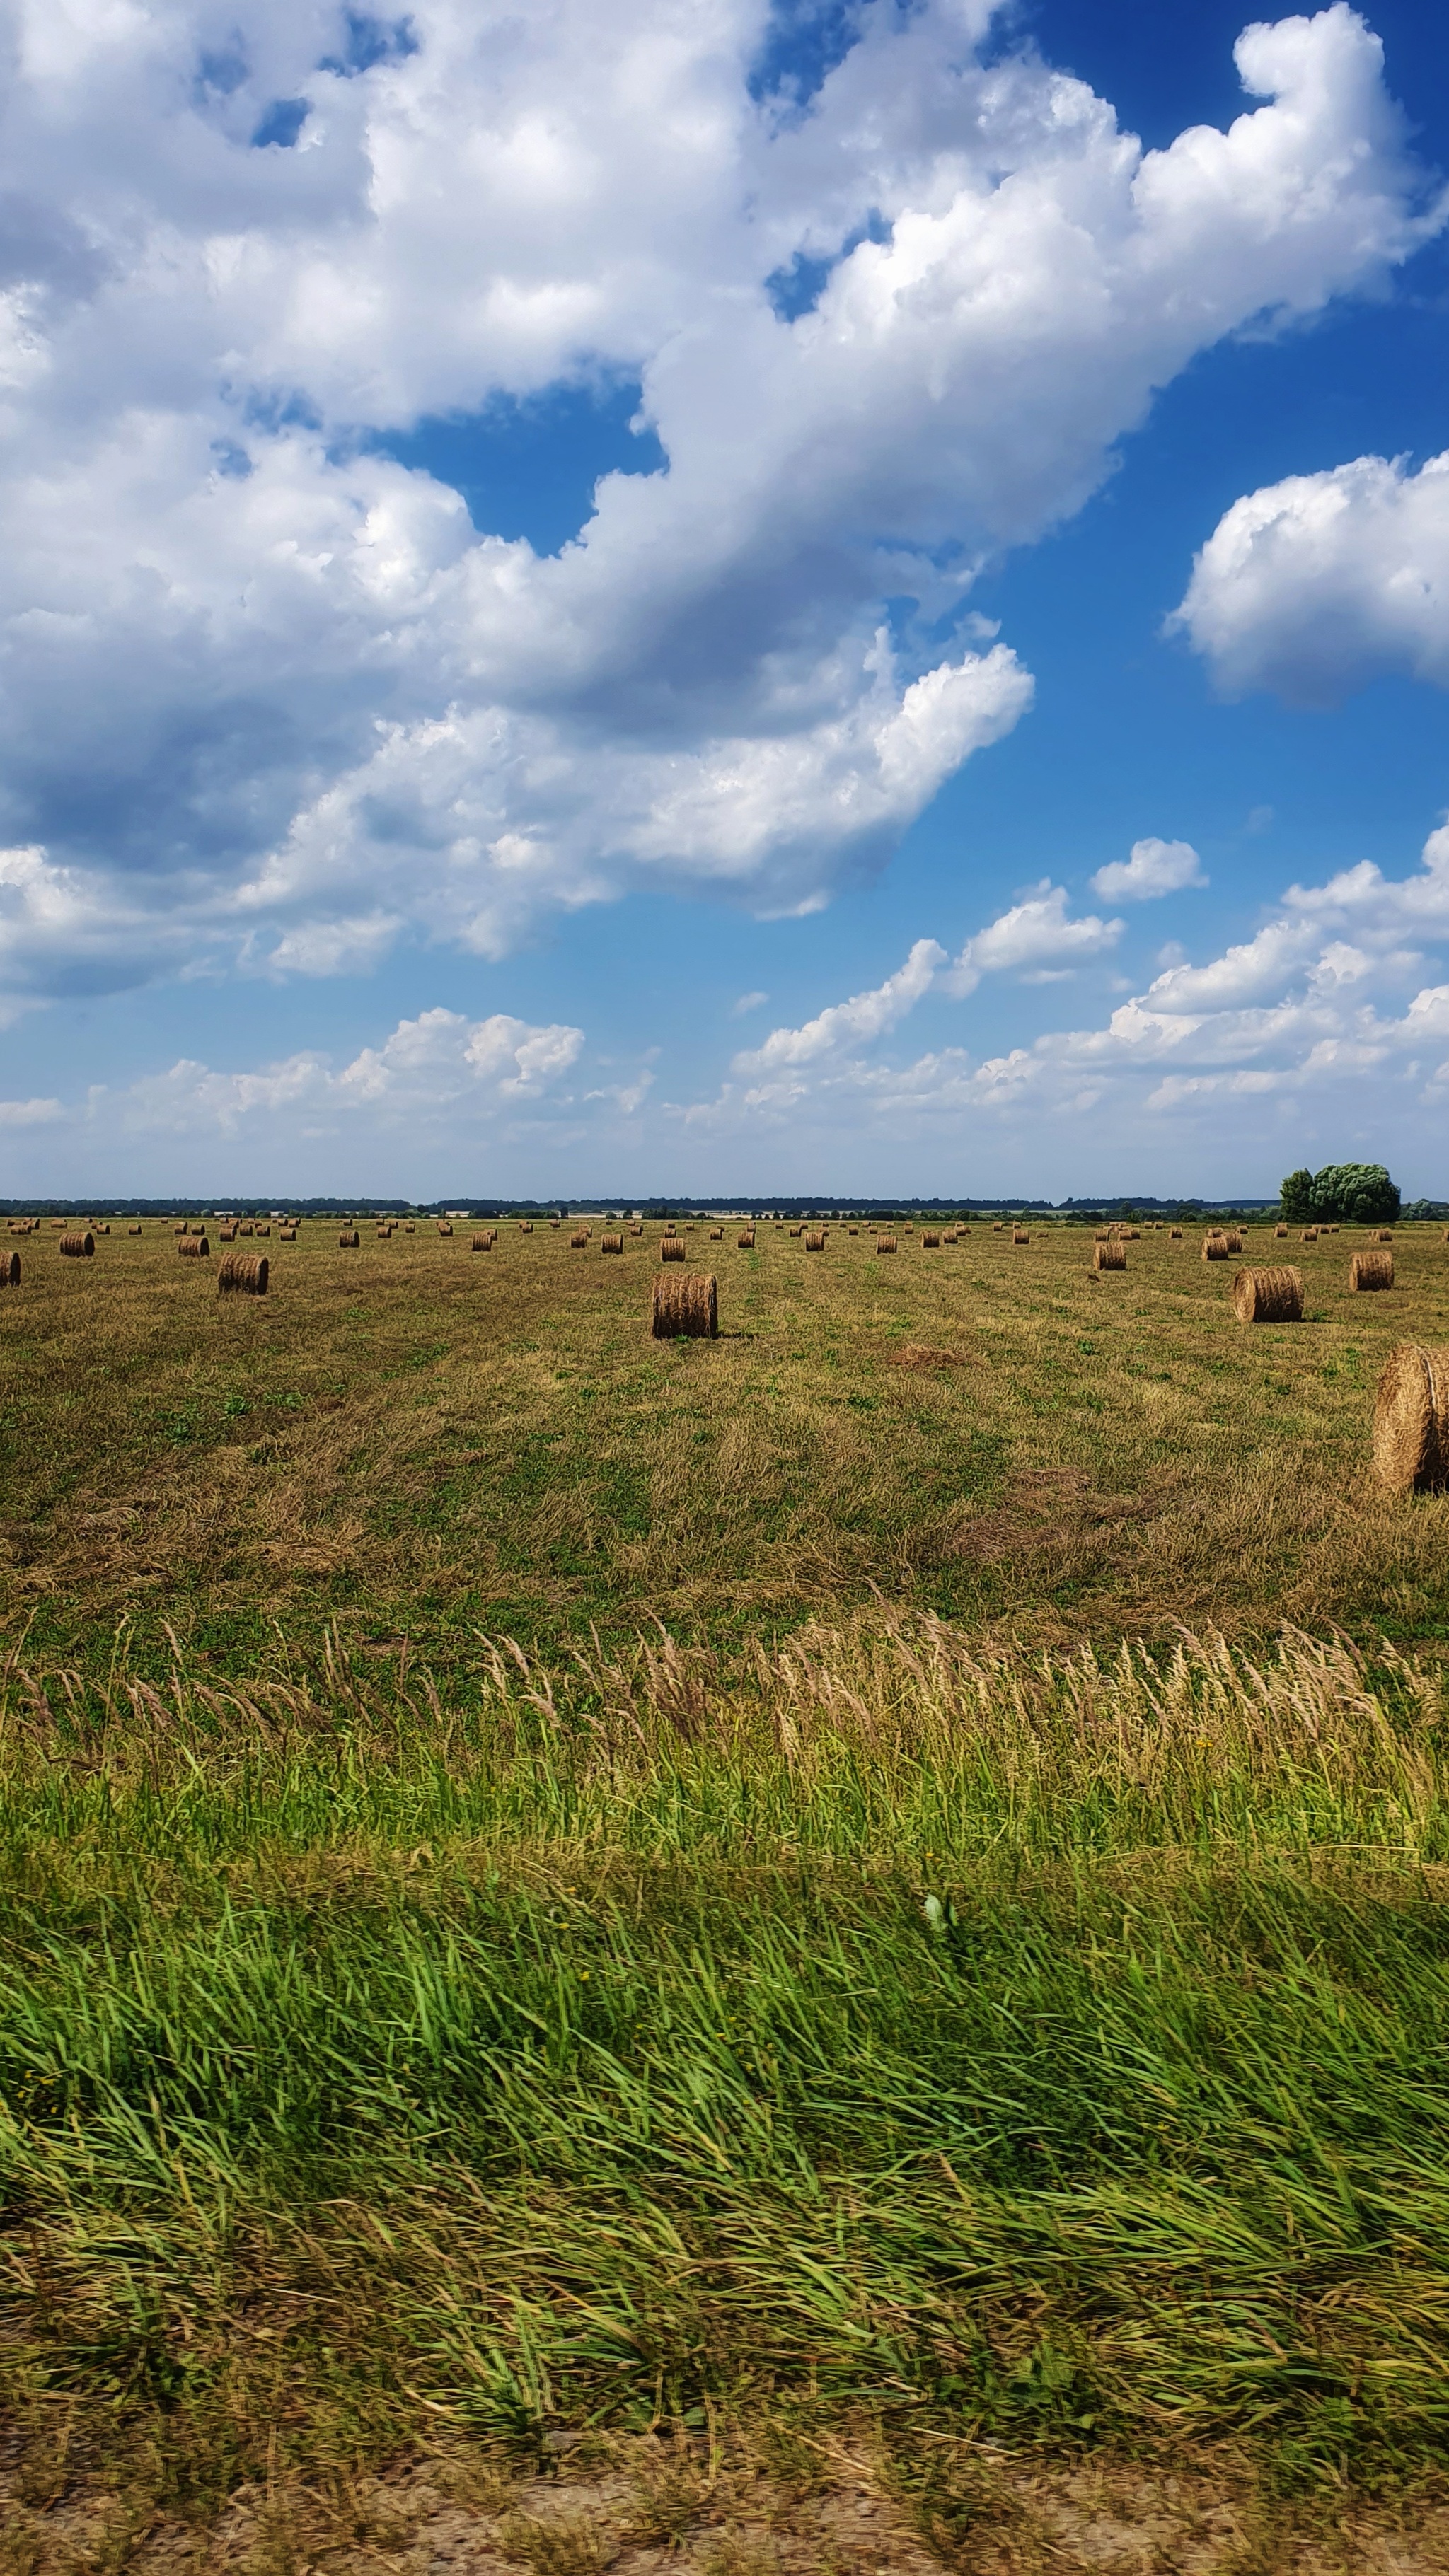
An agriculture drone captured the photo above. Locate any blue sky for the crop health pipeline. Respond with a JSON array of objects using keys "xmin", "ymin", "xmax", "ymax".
[{"xmin": 1, "ymin": 0, "xmax": 1448, "ymax": 1197}]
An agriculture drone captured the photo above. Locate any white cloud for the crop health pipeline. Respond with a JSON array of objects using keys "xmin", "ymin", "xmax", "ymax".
[
  {"xmin": 1172, "ymin": 449, "xmax": 1449, "ymax": 702},
  {"xmin": 945, "ymin": 883, "xmax": 1121, "ymax": 994},
  {"xmin": 0, "ymin": 0, "xmax": 1437, "ymax": 998},
  {"xmin": 99, "ymin": 1006, "xmax": 583, "ymax": 1135},
  {"xmin": 0, "ymin": 1096, "xmax": 61, "ymax": 1125},
  {"xmin": 1090, "ymin": 837, "xmax": 1206, "ymax": 901},
  {"xmin": 734, "ymin": 939, "xmax": 946, "ymax": 1080},
  {"xmin": 730, "ymin": 990, "xmax": 768, "ymax": 1017}
]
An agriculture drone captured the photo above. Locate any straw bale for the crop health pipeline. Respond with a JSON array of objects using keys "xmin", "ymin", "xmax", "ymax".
[
  {"xmin": 570, "ymin": 1230, "xmax": 588, "ymax": 1249},
  {"xmin": 1300, "ymin": 1227, "xmax": 1318, "ymax": 1243},
  {"xmin": 128, "ymin": 1224, "xmax": 142, "ymax": 1236},
  {"xmin": 217, "ymin": 1251, "xmax": 268, "ymax": 1297},
  {"xmin": 992, "ymin": 1222, "xmax": 1003, "ymax": 1231},
  {"xmin": 1221, "ymin": 1229, "xmax": 1243, "ymax": 1253},
  {"xmin": 471, "ymin": 1231, "xmax": 497, "ymax": 1251},
  {"xmin": 1093, "ymin": 1241, "xmax": 1126, "ymax": 1272},
  {"xmin": 601, "ymin": 1232, "xmax": 624, "ymax": 1253},
  {"xmin": 1232, "ymin": 1264, "xmax": 1303, "ymax": 1324},
  {"xmin": 1012, "ymin": 1228, "xmax": 1029, "ymax": 1246},
  {"xmin": 0, "ymin": 1249, "xmax": 18, "ymax": 1286},
  {"xmin": 665, "ymin": 1222, "xmax": 677, "ymax": 1235},
  {"xmin": 178, "ymin": 1234, "xmax": 209, "ymax": 1258},
  {"xmin": 876, "ymin": 1234, "xmax": 897, "ymax": 1254},
  {"xmin": 790, "ymin": 1224, "xmax": 802, "ymax": 1237},
  {"xmin": 279, "ymin": 1226, "xmax": 297, "ymax": 1241},
  {"xmin": 660, "ymin": 1237, "xmax": 686, "ymax": 1262},
  {"xmin": 737, "ymin": 1228, "xmax": 755, "ymax": 1248},
  {"xmin": 219, "ymin": 1224, "xmax": 237, "ymax": 1242},
  {"xmin": 1350, "ymin": 1246, "xmax": 1394, "ymax": 1292},
  {"xmin": 437, "ymin": 1221, "xmax": 453, "ymax": 1236},
  {"xmin": 1274, "ymin": 1223, "xmax": 1288, "ymax": 1238},
  {"xmin": 519, "ymin": 1220, "xmax": 533, "ymax": 1234},
  {"xmin": 1201, "ymin": 1235, "xmax": 1229, "ymax": 1261},
  {"xmin": 1376, "ymin": 1229, "xmax": 1395, "ymax": 1243},
  {"xmin": 1374, "ymin": 1342, "xmax": 1449, "ymax": 1492},
  {"xmin": 59, "ymin": 1231, "xmax": 95, "ymax": 1258},
  {"xmin": 1168, "ymin": 1227, "xmax": 1183, "ymax": 1240},
  {"xmin": 650, "ymin": 1270, "xmax": 717, "ymax": 1338},
  {"xmin": 339, "ymin": 1229, "xmax": 359, "ymax": 1248},
  {"xmin": 805, "ymin": 1228, "xmax": 825, "ymax": 1251},
  {"xmin": 848, "ymin": 1225, "xmax": 858, "ymax": 1234},
  {"xmin": 631, "ymin": 1222, "xmax": 643, "ymax": 1236},
  {"xmin": 405, "ymin": 1222, "xmax": 415, "ymax": 1233},
  {"xmin": 1094, "ymin": 1231, "xmax": 1109, "ymax": 1243},
  {"xmin": 921, "ymin": 1231, "xmax": 940, "ymax": 1248}
]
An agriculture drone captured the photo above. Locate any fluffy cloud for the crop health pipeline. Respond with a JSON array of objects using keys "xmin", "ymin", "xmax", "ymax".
[
  {"xmin": 100, "ymin": 1007, "xmax": 584, "ymax": 1136},
  {"xmin": 0, "ymin": 0, "xmax": 1438, "ymax": 1001},
  {"xmin": 676, "ymin": 821, "xmax": 1449, "ymax": 1173},
  {"xmin": 945, "ymin": 884, "xmax": 1121, "ymax": 994},
  {"xmin": 1090, "ymin": 837, "xmax": 1206, "ymax": 901},
  {"xmin": 1172, "ymin": 451, "xmax": 1449, "ymax": 702}
]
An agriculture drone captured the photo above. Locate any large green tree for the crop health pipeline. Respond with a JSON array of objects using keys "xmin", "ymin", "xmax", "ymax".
[{"xmin": 1279, "ymin": 1162, "xmax": 1399, "ymax": 1225}]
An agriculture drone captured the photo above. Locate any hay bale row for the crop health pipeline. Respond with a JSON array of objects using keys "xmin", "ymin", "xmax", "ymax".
[
  {"xmin": 1375, "ymin": 1342, "xmax": 1449, "ymax": 1492},
  {"xmin": 651, "ymin": 1271, "xmax": 717, "ymax": 1339},
  {"xmin": 59, "ymin": 1231, "xmax": 94, "ymax": 1258},
  {"xmin": 178, "ymin": 1234, "xmax": 209, "ymax": 1259},
  {"xmin": 217, "ymin": 1251, "xmax": 267, "ymax": 1296},
  {"xmin": 1093, "ymin": 1241, "xmax": 1126, "ymax": 1272},
  {"xmin": 1351, "ymin": 1246, "xmax": 1393, "ymax": 1292},
  {"xmin": 661, "ymin": 1237, "xmax": 686, "ymax": 1262},
  {"xmin": 1232, "ymin": 1265, "xmax": 1303, "ymax": 1324}
]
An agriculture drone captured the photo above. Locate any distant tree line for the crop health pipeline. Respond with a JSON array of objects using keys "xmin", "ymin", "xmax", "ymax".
[{"xmin": 1279, "ymin": 1163, "xmax": 1400, "ymax": 1225}]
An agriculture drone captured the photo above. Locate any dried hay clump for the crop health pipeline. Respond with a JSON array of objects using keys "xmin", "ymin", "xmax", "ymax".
[
  {"xmin": 472, "ymin": 1230, "xmax": 497, "ymax": 1251},
  {"xmin": 876, "ymin": 1234, "xmax": 897, "ymax": 1254},
  {"xmin": 1374, "ymin": 1341, "xmax": 1449, "ymax": 1492},
  {"xmin": 1093, "ymin": 1240, "xmax": 1126, "ymax": 1272},
  {"xmin": 651, "ymin": 1269, "xmax": 717, "ymax": 1338},
  {"xmin": 1012, "ymin": 1227, "xmax": 1029, "ymax": 1246},
  {"xmin": 737, "ymin": 1228, "xmax": 755, "ymax": 1248},
  {"xmin": 1202, "ymin": 1234, "xmax": 1229, "ymax": 1261},
  {"xmin": 339, "ymin": 1229, "xmax": 359, "ymax": 1248},
  {"xmin": 569, "ymin": 1230, "xmax": 588, "ymax": 1249},
  {"xmin": 805, "ymin": 1228, "xmax": 825, "ymax": 1251},
  {"xmin": 921, "ymin": 1230, "xmax": 940, "ymax": 1247},
  {"xmin": 1351, "ymin": 1246, "xmax": 1394, "ymax": 1292},
  {"xmin": 59, "ymin": 1231, "xmax": 95, "ymax": 1258},
  {"xmin": 217, "ymin": 1251, "xmax": 267, "ymax": 1296},
  {"xmin": 0, "ymin": 1249, "xmax": 18, "ymax": 1286},
  {"xmin": 1275, "ymin": 1222, "xmax": 1289, "ymax": 1238},
  {"xmin": 178, "ymin": 1234, "xmax": 210, "ymax": 1258},
  {"xmin": 601, "ymin": 1233, "xmax": 624, "ymax": 1253},
  {"xmin": 660, "ymin": 1236, "xmax": 686, "ymax": 1262},
  {"xmin": 1232, "ymin": 1264, "xmax": 1303, "ymax": 1324},
  {"xmin": 1376, "ymin": 1229, "xmax": 1395, "ymax": 1242}
]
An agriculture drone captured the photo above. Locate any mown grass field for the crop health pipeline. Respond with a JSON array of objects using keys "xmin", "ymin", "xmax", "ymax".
[{"xmin": 4, "ymin": 1216, "xmax": 1449, "ymax": 2567}]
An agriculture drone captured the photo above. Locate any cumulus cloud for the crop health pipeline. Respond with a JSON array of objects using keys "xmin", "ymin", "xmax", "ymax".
[
  {"xmin": 1090, "ymin": 837, "xmax": 1206, "ymax": 901},
  {"xmin": 1172, "ymin": 450, "xmax": 1449, "ymax": 702},
  {"xmin": 100, "ymin": 1006, "xmax": 583, "ymax": 1135},
  {"xmin": 0, "ymin": 0, "xmax": 1437, "ymax": 1001},
  {"xmin": 944, "ymin": 884, "xmax": 1121, "ymax": 994}
]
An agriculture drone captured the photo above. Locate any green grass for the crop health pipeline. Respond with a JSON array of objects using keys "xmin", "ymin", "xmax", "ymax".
[
  {"xmin": 5, "ymin": 1217, "xmax": 1449, "ymax": 2534},
  {"xmin": 4, "ymin": 1621, "xmax": 1449, "ymax": 2515}
]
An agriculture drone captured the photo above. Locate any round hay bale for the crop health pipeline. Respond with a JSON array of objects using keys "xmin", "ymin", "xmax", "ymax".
[
  {"xmin": 59, "ymin": 1231, "xmax": 95, "ymax": 1258},
  {"xmin": 173, "ymin": 1222, "xmax": 186, "ymax": 1236},
  {"xmin": 255, "ymin": 1224, "xmax": 271, "ymax": 1238},
  {"xmin": 1300, "ymin": 1227, "xmax": 1318, "ymax": 1243},
  {"xmin": 804, "ymin": 1228, "xmax": 825, "ymax": 1251},
  {"xmin": 217, "ymin": 1251, "xmax": 267, "ymax": 1296},
  {"xmin": 660, "ymin": 1236, "xmax": 686, "ymax": 1262},
  {"xmin": 1012, "ymin": 1228, "xmax": 1029, "ymax": 1246},
  {"xmin": 279, "ymin": 1226, "xmax": 297, "ymax": 1241},
  {"xmin": 876, "ymin": 1234, "xmax": 897, "ymax": 1254},
  {"xmin": 601, "ymin": 1233, "xmax": 624, "ymax": 1253},
  {"xmin": 339, "ymin": 1229, "xmax": 359, "ymax": 1248},
  {"xmin": 1232, "ymin": 1264, "xmax": 1303, "ymax": 1323},
  {"xmin": 651, "ymin": 1270, "xmax": 717, "ymax": 1338},
  {"xmin": 0, "ymin": 1249, "xmax": 18, "ymax": 1286},
  {"xmin": 1375, "ymin": 1229, "xmax": 1394, "ymax": 1242},
  {"xmin": 630, "ymin": 1222, "xmax": 643, "ymax": 1236},
  {"xmin": 237, "ymin": 1221, "xmax": 253, "ymax": 1236},
  {"xmin": 921, "ymin": 1231, "xmax": 940, "ymax": 1248},
  {"xmin": 848, "ymin": 1224, "xmax": 859, "ymax": 1234},
  {"xmin": 1350, "ymin": 1246, "xmax": 1394, "ymax": 1292},
  {"xmin": 710, "ymin": 1226, "xmax": 723, "ymax": 1240},
  {"xmin": 1274, "ymin": 1222, "xmax": 1288, "ymax": 1238},
  {"xmin": 789, "ymin": 1224, "xmax": 802, "ymax": 1238},
  {"xmin": 471, "ymin": 1231, "xmax": 495, "ymax": 1251},
  {"xmin": 664, "ymin": 1222, "xmax": 677, "ymax": 1236},
  {"xmin": 1221, "ymin": 1229, "xmax": 1243, "ymax": 1253},
  {"xmin": 1094, "ymin": 1230, "xmax": 1109, "ymax": 1243},
  {"xmin": 519, "ymin": 1220, "xmax": 533, "ymax": 1234},
  {"xmin": 178, "ymin": 1234, "xmax": 209, "ymax": 1258},
  {"xmin": 1202, "ymin": 1235, "xmax": 1229, "ymax": 1261},
  {"xmin": 737, "ymin": 1228, "xmax": 755, "ymax": 1248},
  {"xmin": 1169, "ymin": 1227, "xmax": 1183, "ymax": 1240},
  {"xmin": 404, "ymin": 1222, "xmax": 415, "ymax": 1233},
  {"xmin": 991, "ymin": 1221, "xmax": 1003, "ymax": 1232},
  {"xmin": 437, "ymin": 1220, "xmax": 453, "ymax": 1237},
  {"xmin": 1373, "ymin": 1342, "xmax": 1449, "ymax": 1492},
  {"xmin": 569, "ymin": 1229, "xmax": 588, "ymax": 1249},
  {"xmin": 219, "ymin": 1223, "xmax": 238, "ymax": 1242},
  {"xmin": 1093, "ymin": 1241, "xmax": 1126, "ymax": 1272},
  {"xmin": 128, "ymin": 1224, "xmax": 142, "ymax": 1236}
]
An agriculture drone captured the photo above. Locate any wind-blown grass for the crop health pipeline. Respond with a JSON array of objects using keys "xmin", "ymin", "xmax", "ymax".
[{"xmin": 4, "ymin": 1617, "xmax": 1449, "ymax": 2513}]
